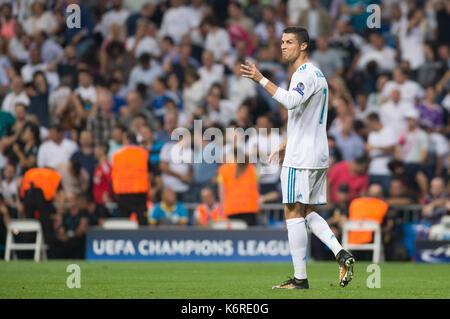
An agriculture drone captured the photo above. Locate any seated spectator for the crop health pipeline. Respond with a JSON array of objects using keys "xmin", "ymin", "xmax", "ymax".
[
  {"xmin": 326, "ymin": 184, "xmax": 351, "ymax": 240},
  {"xmin": 182, "ymin": 66, "xmax": 205, "ymax": 115},
  {"xmin": 227, "ymin": 60, "xmax": 257, "ymax": 108},
  {"xmin": 53, "ymin": 192, "xmax": 88, "ymax": 259},
  {"xmin": 1, "ymin": 76, "xmax": 29, "ymax": 115},
  {"xmin": 86, "ymin": 90, "xmax": 119, "ymax": 145},
  {"xmin": 78, "ymin": 193, "xmax": 110, "ymax": 227},
  {"xmin": 149, "ymin": 187, "xmax": 188, "ymax": 226},
  {"xmin": 194, "ymin": 187, "xmax": 224, "ymax": 226},
  {"xmin": 422, "ymin": 177, "xmax": 448, "ymax": 225},
  {"xmin": 93, "ymin": 142, "xmax": 113, "ymax": 205},
  {"xmin": 385, "ymin": 177, "xmax": 414, "ymax": 206},
  {"xmin": 328, "ymin": 155, "xmax": 369, "ymax": 205},
  {"xmin": 121, "ymin": 91, "xmax": 158, "ymax": 132},
  {"xmin": 198, "ymin": 50, "xmax": 224, "ymax": 93},
  {"xmin": 204, "ymin": 17, "xmax": 231, "ymax": 62},
  {"xmin": 127, "ymin": 53, "xmax": 163, "ymax": 92},
  {"xmin": 75, "ymin": 70, "xmax": 96, "ymax": 106},
  {"xmin": 395, "ymin": 108, "xmax": 429, "ymax": 200}
]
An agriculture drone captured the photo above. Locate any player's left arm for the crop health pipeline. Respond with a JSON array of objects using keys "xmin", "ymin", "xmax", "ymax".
[{"xmin": 240, "ymin": 60, "xmax": 315, "ymax": 110}]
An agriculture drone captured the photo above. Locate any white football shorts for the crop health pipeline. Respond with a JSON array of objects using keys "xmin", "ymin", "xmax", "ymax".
[{"xmin": 280, "ymin": 166, "xmax": 327, "ymax": 205}]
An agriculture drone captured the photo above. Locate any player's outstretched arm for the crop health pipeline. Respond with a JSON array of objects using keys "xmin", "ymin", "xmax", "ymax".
[{"xmin": 240, "ymin": 60, "xmax": 312, "ymax": 110}]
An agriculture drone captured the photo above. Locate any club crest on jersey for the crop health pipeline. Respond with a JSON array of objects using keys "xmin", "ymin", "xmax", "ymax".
[{"xmin": 292, "ymin": 82, "xmax": 304, "ymax": 95}]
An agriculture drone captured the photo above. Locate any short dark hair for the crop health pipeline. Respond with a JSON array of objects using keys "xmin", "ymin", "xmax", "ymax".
[
  {"xmin": 366, "ymin": 112, "xmax": 380, "ymax": 122},
  {"xmin": 283, "ymin": 26, "xmax": 310, "ymax": 53}
]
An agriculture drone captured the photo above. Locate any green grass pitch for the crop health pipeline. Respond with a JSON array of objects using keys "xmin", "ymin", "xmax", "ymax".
[{"xmin": 1, "ymin": 261, "xmax": 449, "ymax": 299}]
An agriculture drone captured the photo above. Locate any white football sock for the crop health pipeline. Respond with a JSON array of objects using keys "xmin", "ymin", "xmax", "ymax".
[
  {"xmin": 286, "ymin": 218, "xmax": 308, "ymax": 280},
  {"xmin": 305, "ymin": 212, "xmax": 343, "ymax": 257}
]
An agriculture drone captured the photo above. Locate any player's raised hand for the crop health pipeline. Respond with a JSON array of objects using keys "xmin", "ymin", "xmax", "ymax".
[{"xmin": 240, "ymin": 60, "xmax": 263, "ymax": 82}]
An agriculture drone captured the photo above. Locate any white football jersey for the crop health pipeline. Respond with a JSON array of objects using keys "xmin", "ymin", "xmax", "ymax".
[{"xmin": 273, "ymin": 62, "xmax": 329, "ymax": 169}]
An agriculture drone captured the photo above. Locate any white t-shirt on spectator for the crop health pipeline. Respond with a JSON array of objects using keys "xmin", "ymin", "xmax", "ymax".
[
  {"xmin": 205, "ymin": 28, "xmax": 231, "ymax": 62},
  {"xmin": 357, "ymin": 45, "xmax": 396, "ymax": 72},
  {"xmin": 126, "ymin": 36, "xmax": 161, "ymax": 59},
  {"xmin": 128, "ymin": 61, "xmax": 163, "ymax": 91},
  {"xmin": 254, "ymin": 21, "xmax": 285, "ymax": 44},
  {"xmin": 398, "ymin": 18, "xmax": 425, "ymax": 70},
  {"xmin": 400, "ymin": 129, "xmax": 428, "ymax": 163},
  {"xmin": 159, "ymin": 142, "xmax": 193, "ymax": 193},
  {"xmin": 247, "ymin": 132, "xmax": 282, "ymax": 184},
  {"xmin": 207, "ymin": 100, "xmax": 236, "ymax": 127},
  {"xmin": 381, "ymin": 80, "xmax": 425, "ymax": 106},
  {"xmin": 1, "ymin": 91, "xmax": 30, "ymax": 115},
  {"xmin": 198, "ymin": 64, "xmax": 224, "ymax": 93},
  {"xmin": 37, "ymin": 138, "xmax": 79, "ymax": 169},
  {"xmin": 99, "ymin": 9, "xmax": 130, "ymax": 38},
  {"xmin": 23, "ymin": 12, "xmax": 58, "ymax": 35},
  {"xmin": 227, "ymin": 75, "xmax": 256, "ymax": 107},
  {"xmin": 379, "ymin": 100, "xmax": 412, "ymax": 140},
  {"xmin": 75, "ymin": 85, "xmax": 97, "ymax": 104},
  {"xmin": 21, "ymin": 62, "xmax": 60, "ymax": 91},
  {"xmin": 367, "ymin": 126, "xmax": 397, "ymax": 176},
  {"xmin": 160, "ymin": 6, "xmax": 197, "ymax": 44}
]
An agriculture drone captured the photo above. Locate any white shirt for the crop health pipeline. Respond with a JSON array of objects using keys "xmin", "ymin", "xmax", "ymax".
[
  {"xmin": 273, "ymin": 62, "xmax": 329, "ymax": 169},
  {"xmin": 128, "ymin": 61, "xmax": 163, "ymax": 91},
  {"xmin": 37, "ymin": 138, "xmax": 78, "ymax": 169},
  {"xmin": 379, "ymin": 100, "xmax": 412, "ymax": 140},
  {"xmin": 160, "ymin": 6, "xmax": 197, "ymax": 44},
  {"xmin": 75, "ymin": 85, "xmax": 97, "ymax": 104},
  {"xmin": 205, "ymin": 28, "xmax": 231, "ymax": 61},
  {"xmin": 207, "ymin": 100, "xmax": 236, "ymax": 127},
  {"xmin": 381, "ymin": 80, "xmax": 425, "ymax": 106},
  {"xmin": 228, "ymin": 75, "xmax": 256, "ymax": 107},
  {"xmin": 1, "ymin": 178, "xmax": 17, "ymax": 200},
  {"xmin": 398, "ymin": 18, "xmax": 425, "ymax": 70},
  {"xmin": 182, "ymin": 80, "xmax": 205, "ymax": 115},
  {"xmin": 126, "ymin": 36, "xmax": 161, "ymax": 58},
  {"xmin": 357, "ymin": 45, "xmax": 396, "ymax": 72},
  {"xmin": 21, "ymin": 63, "xmax": 60, "ymax": 91},
  {"xmin": 367, "ymin": 126, "xmax": 397, "ymax": 175},
  {"xmin": 159, "ymin": 142, "xmax": 193, "ymax": 193},
  {"xmin": 1, "ymin": 91, "xmax": 30, "ymax": 115},
  {"xmin": 198, "ymin": 64, "xmax": 224, "ymax": 93},
  {"xmin": 99, "ymin": 9, "xmax": 130, "ymax": 38},
  {"xmin": 23, "ymin": 12, "xmax": 58, "ymax": 35},
  {"xmin": 247, "ymin": 131, "xmax": 282, "ymax": 184}
]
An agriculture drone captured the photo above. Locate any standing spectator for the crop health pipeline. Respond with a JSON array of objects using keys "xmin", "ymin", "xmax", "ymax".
[
  {"xmin": 97, "ymin": 0, "xmax": 130, "ymax": 39},
  {"xmin": 37, "ymin": 125, "xmax": 78, "ymax": 169},
  {"xmin": 379, "ymin": 88, "xmax": 412, "ymax": 140},
  {"xmin": 395, "ymin": 108, "xmax": 429, "ymax": 200},
  {"xmin": 32, "ymin": 30, "xmax": 63, "ymax": 64},
  {"xmin": 149, "ymin": 187, "xmax": 189, "ymax": 226},
  {"xmin": 397, "ymin": 7, "xmax": 425, "ymax": 71},
  {"xmin": 332, "ymin": 114, "xmax": 365, "ymax": 162},
  {"xmin": 111, "ymin": 132, "xmax": 150, "ymax": 225},
  {"xmin": 194, "ymin": 187, "xmax": 224, "ymax": 226},
  {"xmin": 125, "ymin": 19, "xmax": 160, "ymax": 59},
  {"xmin": 159, "ymin": 134, "xmax": 193, "ymax": 202},
  {"xmin": 365, "ymin": 112, "xmax": 397, "ymax": 194},
  {"xmin": 87, "ymin": 90, "xmax": 118, "ymax": 145},
  {"xmin": 0, "ymin": 3, "xmax": 16, "ymax": 40},
  {"xmin": 93, "ymin": 142, "xmax": 112, "ymax": 205},
  {"xmin": 356, "ymin": 32, "xmax": 396, "ymax": 74},
  {"xmin": 20, "ymin": 46, "xmax": 59, "ymax": 91},
  {"xmin": 328, "ymin": 156, "xmax": 369, "ymax": 205},
  {"xmin": 217, "ymin": 147, "xmax": 259, "ymax": 226},
  {"xmin": 381, "ymin": 67, "xmax": 424, "ymax": 106},
  {"xmin": 417, "ymin": 42, "xmax": 448, "ymax": 88}
]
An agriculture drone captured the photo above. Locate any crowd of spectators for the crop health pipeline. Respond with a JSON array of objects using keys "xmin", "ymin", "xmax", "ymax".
[{"xmin": 0, "ymin": 0, "xmax": 449, "ymax": 259}]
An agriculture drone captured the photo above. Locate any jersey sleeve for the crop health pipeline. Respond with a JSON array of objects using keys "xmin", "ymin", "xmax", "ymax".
[{"xmin": 272, "ymin": 71, "xmax": 316, "ymax": 110}]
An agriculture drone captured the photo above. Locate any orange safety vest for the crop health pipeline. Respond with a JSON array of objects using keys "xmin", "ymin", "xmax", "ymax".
[
  {"xmin": 20, "ymin": 168, "xmax": 61, "ymax": 201},
  {"xmin": 348, "ymin": 197, "xmax": 389, "ymax": 244},
  {"xmin": 218, "ymin": 163, "xmax": 259, "ymax": 216},
  {"xmin": 195, "ymin": 203, "xmax": 224, "ymax": 225},
  {"xmin": 111, "ymin": 145, "xmax": 150, "ymax": 195}
]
